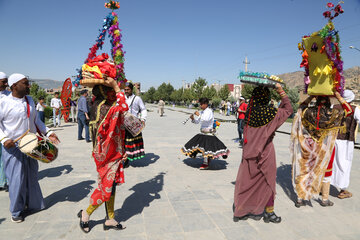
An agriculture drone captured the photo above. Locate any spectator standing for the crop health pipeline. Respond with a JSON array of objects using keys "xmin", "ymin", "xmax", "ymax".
[
  {"xmin": 77, "ymin": 89, "xmax": 90, "ymax": 142},
  {"xmin": 50, "ymin": 92, "xmax": 62, "ymax": 127},
  {"xmin": 36, "ymin": 97, "xmax": 46, "ymax": 123},
  {"xmin": 237, "ymin": 97, "xmax": 247, "ymax": 146}
]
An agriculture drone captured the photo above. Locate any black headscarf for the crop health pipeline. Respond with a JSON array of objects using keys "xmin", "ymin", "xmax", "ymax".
[{"xmin": 244, "ymin": 86, "xmax": 277, "ymax": 127}]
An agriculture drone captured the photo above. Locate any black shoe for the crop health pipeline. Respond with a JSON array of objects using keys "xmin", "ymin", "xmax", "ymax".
[
  {"xmin": 295, "ymin": 200, "xmax": 306, "ymax": 208},
  {"xmin": 77, "ymin": 210, "xmax": 90, "ymax": 233},
  {"xmin": 86, "ymin": 140, "xmax": 92, "ymax": 143},
  {"xmin": 78, "ymin": 138, "xmax": 85, "ymax": 140},
  {"xmin": 234, "ymin": 213, "xmax": 262, "ymax": 222},
  {"xmin": 263, "ymin": 211, "xmax": 281, "ymax": 223},
  {"xmin": 11, "ymin": 215, "xmax": 24, "ymax": 223},
  {"xmin": 103, "ymin": 222, "xmax": 126, "ymax": 231}
]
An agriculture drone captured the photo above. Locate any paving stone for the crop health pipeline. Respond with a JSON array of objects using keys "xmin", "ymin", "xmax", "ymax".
[
  {"xmin": 1, "ymin": 105, "xmax": 360, "ymax": 239},
  {"xmin": 178, "ymin": 214, "xmax": 216, "ymax": 232}
]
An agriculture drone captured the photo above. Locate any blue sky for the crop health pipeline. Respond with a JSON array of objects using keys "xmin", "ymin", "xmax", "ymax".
[{"xmin": 0, "ymin": 0, "xmax": 360, "ymax": 90}]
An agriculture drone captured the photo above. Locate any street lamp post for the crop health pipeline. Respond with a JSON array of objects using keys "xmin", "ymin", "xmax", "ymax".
[{"xmin": 349, "ymin": 46, "xmax": 360, "ymax": 52}]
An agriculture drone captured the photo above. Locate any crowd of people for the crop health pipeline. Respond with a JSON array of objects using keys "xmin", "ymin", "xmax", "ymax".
[{"xmin": 0, "ymin": 71, "xmax": 359, "ymax": 231}]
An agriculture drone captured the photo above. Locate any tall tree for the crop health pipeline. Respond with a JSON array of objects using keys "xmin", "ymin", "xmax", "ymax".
[
  {"xmin": 202, "ymin": 86, "xmax": 217, "ymax": 99},
  {"xmin": 218, "ymin": 84, "xmax": 230, "ymax": 100},
  {"xmin": 192, "ymin": 77, "xmax": 207, "ymax": 99}
]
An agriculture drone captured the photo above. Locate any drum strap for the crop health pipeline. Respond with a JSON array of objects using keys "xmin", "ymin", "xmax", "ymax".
[{"xmin": 25, "ymin": 96, "xmax": 42, "ymax": 136}]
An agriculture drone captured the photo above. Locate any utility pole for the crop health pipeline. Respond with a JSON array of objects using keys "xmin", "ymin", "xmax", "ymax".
[{"xmin": 243, "ymin": 56, "xmax": 250, "ymax": 72}]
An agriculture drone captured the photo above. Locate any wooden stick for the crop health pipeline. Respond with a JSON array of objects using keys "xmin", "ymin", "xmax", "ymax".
[{"xmin": 14, "ymin": 129, "xmax": 30, "ymax": 143}]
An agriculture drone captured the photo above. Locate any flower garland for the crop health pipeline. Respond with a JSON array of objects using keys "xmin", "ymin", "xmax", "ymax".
[
  {"xmin": 73, "ymin": 1, "xmax": 126, "ymax": 87},
  {"xmin": 299, "ymin": 2, "xmax": 344, "ymax": 95}
]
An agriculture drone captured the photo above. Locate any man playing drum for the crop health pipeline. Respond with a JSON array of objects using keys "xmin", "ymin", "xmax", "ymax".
[
  {"xmin": 124, "ymin": 82, "xmax": 147, "ymax": 166},
  {"xmin": 0, "ymin": 73, "xmax": 60, "ymax": 223}
]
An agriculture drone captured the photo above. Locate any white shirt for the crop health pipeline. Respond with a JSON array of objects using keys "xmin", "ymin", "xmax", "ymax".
[
  {"xmin": 51, "ymin": 98, "xmax": 62, "ymax": 109},
  {"xmin": 192, "ymin": 107, "xmax": 214, "ymax": 130},
  {"xmin": 0, "ymin": 94, "xmax": 52, "ymax": 144},
  {"xmin": 125, "ymin": 94, "xmax": 147, "ymax": 121},
  {"xmin": 36, "ymin": 102, "xmax": 45, "ymax": 112},
  {"xmin": 0, "ymin": 90, "xmax": 10, "ymax": 99}
]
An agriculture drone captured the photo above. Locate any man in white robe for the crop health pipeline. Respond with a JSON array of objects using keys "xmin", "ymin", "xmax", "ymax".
[
  {"xmin": 0, "ymin": 74, "xmax": 60, "ymax": 223},
  {"xmin": 331, "ymin": 90, "xmax": 360, "ymax": 199},
  {"xmin": 0, "ymin": 72, "xmax": 10, "ymax": 192}
]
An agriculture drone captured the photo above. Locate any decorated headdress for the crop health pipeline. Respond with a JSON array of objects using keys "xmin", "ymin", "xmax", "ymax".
[
  {"xmin": 299, "ymin": 1, "xmax": 345, "ymax": 96},
  {"xmin": 73, "ymin": 1, "xmax": 127, "ymax": 88},
  {"xmin": 238, "ymin": 71, "xmax": 284, "ymax": 87}
]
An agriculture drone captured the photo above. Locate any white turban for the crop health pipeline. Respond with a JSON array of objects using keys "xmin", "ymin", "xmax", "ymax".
[
  {"xmin": 343, "ymin": 90, "xmax": 355, "ymax": 103},
  {"xmin": 0, "ymin": 72, "xmax": 7, "ymax": 79},
  {"xmin": 8, "ymin": 73, "xmax": 26, "ymax": 87}
]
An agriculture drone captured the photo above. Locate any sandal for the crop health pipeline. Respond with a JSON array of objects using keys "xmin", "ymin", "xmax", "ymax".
[
  {"xmin": 77, "ymin": 210, "xmax": 90, "ymax": 233},
  {"xmin": 338, "ymin": 190, "xmax": 352, "ymax": 199},
  {"xmin": 103, "ymin": 222, "xmax": 126, "ymax": 231},
  {"xmin": 295, "ymin": 200, "xmax": 306, "ymax": 208},
  {"xmin": 319, "ymin": 199, "xmax": 334, "ymax": 207}
]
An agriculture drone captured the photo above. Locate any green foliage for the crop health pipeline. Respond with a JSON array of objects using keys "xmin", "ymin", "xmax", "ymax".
[
  {"xmin": 142, "ymin": 87, "xmax": 156, "ymax": 103},
  {"xmin": 211, "ymin": 97, "xmax": 222, "ymax": 108},
  {"xmin": 240, "ymin": 84, "xmax": 255, "ymax": 99},
  {"xmin": 202, "ymin": 86, "xmax": 217, "ymax": 100},
  {"xmin": 192, "ymin": 77, "xmax": 207, "ymax": 99},
  {"xmin": 29, "ymin": 82, "xmax": 50, "ymax": 103},
  {"xmin": 218, "ymin": 85, "xmax": 230, "ymax": 100},
  {"xmin": 287, "ymin": 88, "xmax": 300, "ymax": 113},
  {"xmin": 182, "ymin": 88, "xmax": 194, "ymax": 102},
  {"xmin": 44, "ymin": 106, "xmax": 53, "ymax": 119},
  {"xmin": 170, "ymin": 88, "xmax": 183, "ymax": 103}
]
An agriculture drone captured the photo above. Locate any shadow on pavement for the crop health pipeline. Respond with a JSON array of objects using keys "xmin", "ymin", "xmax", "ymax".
[
  {"xmin": 0, "ymin": 218, "xmax": 5, "ymax": 224},
  {"xmin": 38, "ymin": 164, "xmax": 73, "ymax": 180},
  {"xmin": 183, "ymin": 158, "xmax": 228, "ymax": 170},
  {"xmin": 276, "ymin": 163, "xmax": 297, "ymax": 202},
  {"xmin": 44, "ymin": 180, "xmax": 95, "ymax": 209},
  {"xmin": 115, "ymin": 172, "xmax": 165, "ymax": 222},
  {"xmin": 130, "ymin": 153, "xmax": 160, "ymax": 168}
]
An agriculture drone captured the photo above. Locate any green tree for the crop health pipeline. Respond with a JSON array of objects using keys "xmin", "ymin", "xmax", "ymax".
[
  {"xmin": 287, "ymin": 88, "xmax": 300, "ymax": 113},
  {"xmin": 211, "ymin": 97, "xmax": 222, "ymax": 109},
  {"xmin": 156, "ymin": 82, "xmax": 174, "ymax": 101},
  {"xmin": 192, "ymin": 77, "xmax": 207, "ymax": 99},
  {"xmin": 170, "ymin": 88, "xmax": 183, "ymax": 103},
  {"xmin": 240, "ymin": 84, "xmax": 255, "ymax": 99},
  {"xmin": 142, "ymin": 87, "xmax": 156, "ymax": 103},
  {"xmin": 202, "ymin": 86, "xmax": 217, "ymax": 99},
  {"xmin": 182, "ymin": 88, "xmax": 194, "ymax": 102},
  {"xmin": 29, "ymin": 83, "xmax": 40, "ymax": 100},
  {"xmin": 218, "ymin": 84, "xmax": 230, "ymax": 100}
]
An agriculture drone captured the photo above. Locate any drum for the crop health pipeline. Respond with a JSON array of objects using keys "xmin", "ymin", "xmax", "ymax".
[
  {"xmin": 18, "ymin": 133, "xmax": 58, "ymax": 163},
  {"xmin": 123, "ymin": 111, "xmax": 144, "ymax": 137}
]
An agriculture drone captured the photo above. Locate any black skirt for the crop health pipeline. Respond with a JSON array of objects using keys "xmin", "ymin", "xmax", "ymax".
[
  {"xmin": 181, "ymin": 134, "xmax": 229, "ymax": 159},
  {"xmin": 125, "ymin": 130, "xmax": 145, "ymax": 161}
]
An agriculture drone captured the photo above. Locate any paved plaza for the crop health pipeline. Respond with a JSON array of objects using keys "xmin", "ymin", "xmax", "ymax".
[{"xmin": 1, "ymin": 105, "xmax": 360, "ymax": 240}]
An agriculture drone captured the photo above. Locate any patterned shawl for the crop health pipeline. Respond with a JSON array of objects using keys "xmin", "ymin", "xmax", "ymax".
[{"xmin": 290, "ymin": 102, "xmax": 345, "ymax": 200}]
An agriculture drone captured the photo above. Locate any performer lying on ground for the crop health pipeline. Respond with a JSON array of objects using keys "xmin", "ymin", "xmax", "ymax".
[
  {"xmin": 291, "ymin": 91, "xmax": 352, "ymax": 208},
  {"xmin": 233, "ymin": 83, "xmax": 292, "ymax": 224},
  {"xmin": 78, "ymin": 77, "xmax": 128, "ymax": 233},
  {"xmin": 0, "ymin": 74, "xmax": 59, "ymax": 223},
  {"xmin": 181, "ymin": 97, "xmax": 229, "ymax": 170},
  {"xmin": 331, "ymin": 90, "xmax": 360, "ymax": 199}
]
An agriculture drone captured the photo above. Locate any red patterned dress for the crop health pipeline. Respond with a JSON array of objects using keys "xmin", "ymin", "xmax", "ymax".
[{"xmin": 90, "ymin": 92, "xmax": 129, "ymax": 205}]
